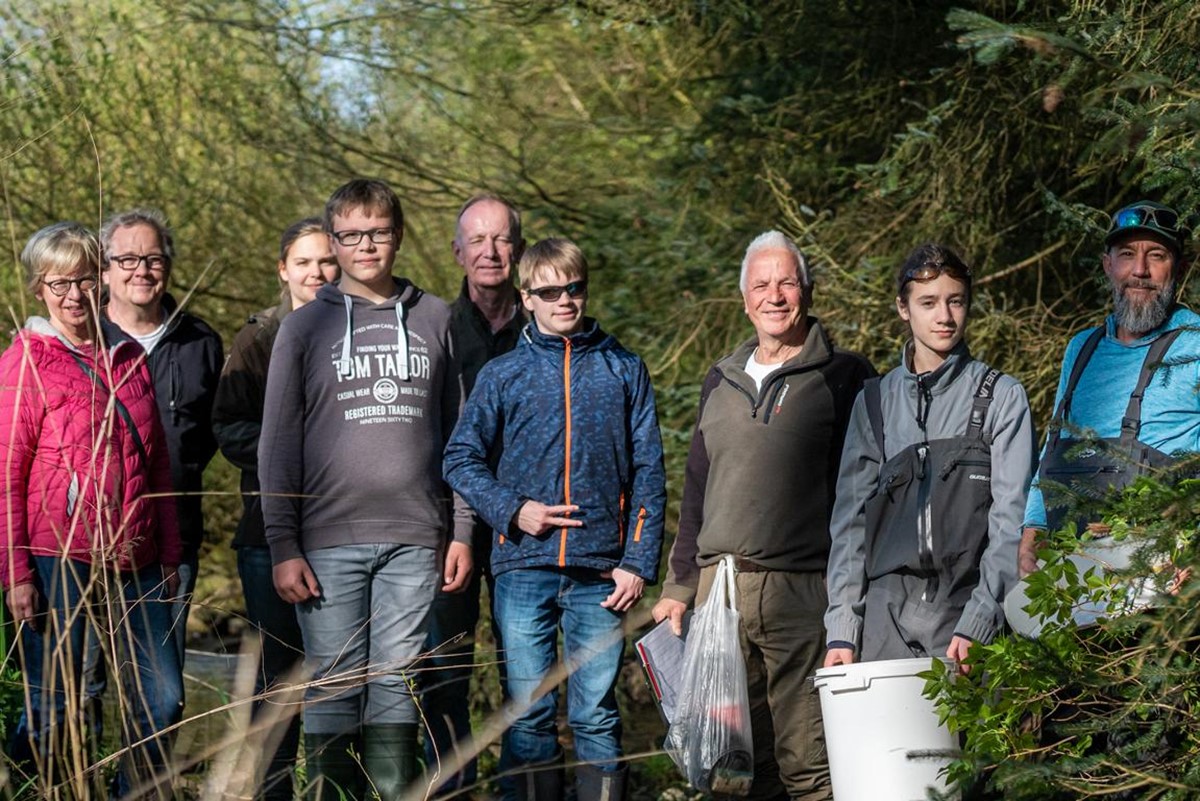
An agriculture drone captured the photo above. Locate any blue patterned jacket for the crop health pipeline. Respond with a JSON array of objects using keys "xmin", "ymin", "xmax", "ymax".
[{"xmin": 444, "ymin": 319, "xmax": 666, "ymax": 580}]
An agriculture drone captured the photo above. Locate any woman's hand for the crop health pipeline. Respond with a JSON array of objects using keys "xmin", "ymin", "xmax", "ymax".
[{"xmin": 6, "ymin": 582, "xmax": 39, "ymax": 627}]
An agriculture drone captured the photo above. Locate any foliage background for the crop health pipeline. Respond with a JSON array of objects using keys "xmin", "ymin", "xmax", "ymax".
[{"xmin": 3, "ymin": 0, "xmax": 1200, "ymax": 795}]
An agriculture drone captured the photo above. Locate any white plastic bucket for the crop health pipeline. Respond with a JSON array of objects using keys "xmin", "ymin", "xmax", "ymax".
[{"xmin": 814, "ymin": 658, "xmax": 959, "ymax": 801}]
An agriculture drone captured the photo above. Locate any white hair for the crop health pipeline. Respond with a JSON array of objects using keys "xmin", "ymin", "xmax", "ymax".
[{"xmin": 739, "ymin": 230, "xmax": 811, "ymax": 293}]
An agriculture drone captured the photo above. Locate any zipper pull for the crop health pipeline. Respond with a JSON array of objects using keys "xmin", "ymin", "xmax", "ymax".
[{"xmin": 916, "ymin": 444, "xmax": 928, "ymax": 480}]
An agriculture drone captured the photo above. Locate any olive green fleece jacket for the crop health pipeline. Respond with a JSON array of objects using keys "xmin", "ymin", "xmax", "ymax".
[{"xmin": 661, "ymin": 319, "xmax": 875, "ymax": 604}]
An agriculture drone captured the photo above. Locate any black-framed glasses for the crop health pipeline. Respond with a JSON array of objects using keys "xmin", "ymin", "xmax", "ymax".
[
  {"xmin": 109, "ymin": 253, "xmax": 169, "ymax": 272},
  {"xmin": 42, "ymin": 276, "xmax": 98, "ymax": 296},
  {"xmin": 524, "ymin": 280, "xmax": 588, "ymax": 302},
  {"xmin": 332, "ymin": 228, "xmax": 396, "ymax": 247},
  {"xmin": 1109, "ymin": 204, "xmax": 1180, "ymax": 238}
]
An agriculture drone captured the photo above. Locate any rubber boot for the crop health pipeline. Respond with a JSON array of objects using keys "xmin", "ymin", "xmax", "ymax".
[
  {"xmin": 513, "ymin": 762, "xmax": 565, "ymax": 801},
  {"xmin": 305, "ymin": 732, "xmax": 364, "ymax": 801},
  {"xmin": 362, "ymin": 723, "xmax": 420, "ymax": 801},
  {"xmin": 575, "ymin": 763, "xmax": 628, "ymax": 801}
]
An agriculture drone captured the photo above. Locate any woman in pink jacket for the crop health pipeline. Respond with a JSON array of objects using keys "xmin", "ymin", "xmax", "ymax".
[{"xmin": 1, "ymin": 222, "xmax": 183, "ymax": 798}]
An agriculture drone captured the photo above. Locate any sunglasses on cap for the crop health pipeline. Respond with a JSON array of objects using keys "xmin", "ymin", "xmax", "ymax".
[
  {"xmin": 524, "ymin": 280, "xmax": 588, "ymax": 302},
  {"xmin": 1107, "ymin": 203, "xmax": 1181, "ymax": 242}
]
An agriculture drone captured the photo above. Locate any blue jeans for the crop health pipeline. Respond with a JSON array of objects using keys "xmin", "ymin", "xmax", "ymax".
[
  {"xmin": 494, "ymin": 567, "xmax": 625, "ymax": 771},
  {"xmin": 238, "ymin": 546, "xmax": 304, "ymax": 801},
  {"xmin": 297, "ymin": 543, "xmax": 438, "ymax": 734},
  {"xmin": 82, "ymin": 556, "xmax": 196, "ymax": 734},
  {"xmin": 8, "ymin": 556, "xmax": 183, "ymax": 795}
]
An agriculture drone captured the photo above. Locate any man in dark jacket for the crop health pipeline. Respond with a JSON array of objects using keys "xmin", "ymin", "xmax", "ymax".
[
  {"xmin": 423, "ymin": 194, "xmax": 528, "ymax": 795},
  {"xmin": 100, "ymin": 208, "xmax": 223, "ymax": 667},
  {"xmin": 652, "ymin": 231, "xmax": 874, "ymax": 800}
]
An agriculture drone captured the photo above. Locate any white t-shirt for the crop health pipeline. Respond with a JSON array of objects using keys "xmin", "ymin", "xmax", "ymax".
[
  {"xmin": 744, "ymin": 349, "xmax": 782, "ymax": 392},
  {"xmin": 132, "ymin": 322, "xmax": 168, "ymax": 354}
]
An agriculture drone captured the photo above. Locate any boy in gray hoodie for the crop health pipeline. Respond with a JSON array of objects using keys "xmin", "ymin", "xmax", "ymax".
[{"xmin": 259, "ymin": 179, "xmax": 473, "ymax": 800}]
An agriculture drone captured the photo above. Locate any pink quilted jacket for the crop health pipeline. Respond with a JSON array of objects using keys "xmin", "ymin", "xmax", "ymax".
[{"xmin": 0, "ymin": 321, "xmax": 181, "ymax": 589}]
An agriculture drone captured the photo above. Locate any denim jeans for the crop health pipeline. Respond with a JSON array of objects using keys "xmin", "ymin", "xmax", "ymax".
[
  {"xmin": 238, "ymin": 546, "xmax": 304, "ymax": 801},
  {"xmin": 81, "ymin": 555, "xmax": 196, "ymax": 735},
  {"xmin": 8, "ymin": 556, "xmax": 183, "ymax": 796},
  {"xmin": 297, "ymin": 543, "xmax": 438, "ymax": 735},
  {"xmin": 493, "ymin": 567, "xmax": 625, "ymax": 771}
]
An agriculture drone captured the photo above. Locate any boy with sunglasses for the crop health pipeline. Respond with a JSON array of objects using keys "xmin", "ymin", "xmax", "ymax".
[
  {"xmin": 1020, "ymin": 199, "xmax": 1200, "ymax": 575},
  {"xmin": 444, "ymin": 237, "xmax": 666, "ymax": 801}
]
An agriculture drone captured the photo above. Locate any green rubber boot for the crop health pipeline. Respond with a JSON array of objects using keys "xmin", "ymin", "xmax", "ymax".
[
  {"xmin": 304, "ymin": 732, "xmax": 364, "ymax": 801},
  {"xmin": 362, "ymin": 723, "xmax": 420, "ymax": 800}
]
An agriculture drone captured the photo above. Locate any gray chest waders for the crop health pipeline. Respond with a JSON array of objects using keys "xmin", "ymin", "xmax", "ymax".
[
  {"xmin": 1038, "ymin": 327, "xmax": 1183, "ymax": 533},
  {"xmin": 862, "ymin": 369, "xmax": 1002, "ymax": 609}
]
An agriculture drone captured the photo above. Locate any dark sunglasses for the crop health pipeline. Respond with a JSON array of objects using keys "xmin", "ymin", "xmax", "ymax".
[
  {"xmin": 899, "ymin": 260, "xmax": 972, "ymax": 291},
  {"xmin": 525, "ymin": 280, "xmax": 588, "ymax": 302},
  {"xmin": 1109, "ymin": 204, "xmax": 1180, "ymax": 237}
]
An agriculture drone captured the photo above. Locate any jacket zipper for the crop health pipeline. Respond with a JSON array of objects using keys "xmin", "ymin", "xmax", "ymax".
[
  {"xmin": 914, "ymin": 373, "xmax": 937, "ymax": 601},
  {"xmin": 916, "ymin": 444, "xmax": 936, "ymax": 600},
  {"xmin": 633, "ymin": 506, "xmax": 647, "ymax": 542},
  {"xmin": 618, "ymin": 492, "xmax": 625, "ymax": 546},
  {"xmin": 559, "ymin": 338, "xmax": 573, "ymax": 567}
]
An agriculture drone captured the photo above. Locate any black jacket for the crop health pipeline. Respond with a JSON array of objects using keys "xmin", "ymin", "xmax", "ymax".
[
  {"xmin": 102, "ymin": 293, "xmax": 223, "ymax": 560},
  {"xmin": 211, "ymin": 301, "xmax": 287, "ymax": 549}
]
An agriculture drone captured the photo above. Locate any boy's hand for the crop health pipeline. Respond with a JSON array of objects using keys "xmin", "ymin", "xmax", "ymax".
[
  {"xmin": 516, "ymin": 501, "xmax": 581, "ymax": 536},
  {"xmin": 442, "ymin": 541, "xmax": 473, "ymax": 593},
  {"xmin": 651, "ymin": 597, "xmax": 688, "ymax": 636},
  {"xmin": 600, "ymin": 567, "xmax": 644, "ymax": 612},
  {"xmin": 946, "ymin": 635, "xmax": 974, "ymax": 674},
  {"xmin": 274, "ymin": 557, "xmax": 321, "ymax": 604},
  {"xmin": 823, "ymin": 647, "xmax": 855, "ymax": 668}
]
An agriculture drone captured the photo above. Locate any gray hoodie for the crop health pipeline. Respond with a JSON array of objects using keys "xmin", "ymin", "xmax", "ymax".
[
  {"xmin": 259, "ymin": 278, "xmax": 473, "ymax": 564},
  {"xmin": 824, "ymin": 342, "xmax": 1036, "ymax": 648}
]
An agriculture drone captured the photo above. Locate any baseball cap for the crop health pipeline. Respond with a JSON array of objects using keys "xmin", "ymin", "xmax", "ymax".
[{"xmin": 1104, "ymin": 200, "xmax": 1185, "ymax": 254}]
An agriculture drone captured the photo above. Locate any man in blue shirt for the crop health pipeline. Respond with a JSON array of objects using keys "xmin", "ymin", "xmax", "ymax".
[{"xmin": 1020, "ymin": 199, "xmax": 1200, "ymax": 575}]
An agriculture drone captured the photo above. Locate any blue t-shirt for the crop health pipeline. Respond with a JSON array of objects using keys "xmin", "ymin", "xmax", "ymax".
[{"xmin": 1025, "ymin": 305, "xmax": 1200, "ymax": 528}]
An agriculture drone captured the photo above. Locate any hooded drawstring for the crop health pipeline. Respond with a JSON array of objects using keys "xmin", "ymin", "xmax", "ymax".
[
  {"xmin": 337, "ymin": 292, "xmax": 411, "ymax": 380},
  {"xmin": 394, "ymin": 301, "xmax": 409, "ymax": 380},
  {"xmin": 338, "ymin": 295, "xmax": 355, "ymax": 378}
]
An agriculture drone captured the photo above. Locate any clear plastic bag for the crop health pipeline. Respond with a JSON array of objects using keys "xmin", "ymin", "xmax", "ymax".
[{"xmin": 665, "ymin": 554, "xmax": 754, "ymax": 795}]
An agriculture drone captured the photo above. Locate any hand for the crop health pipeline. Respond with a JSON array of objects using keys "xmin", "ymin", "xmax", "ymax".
[
  {"xmin": 1167, "ymin": 566, "xmax": 1191, "ymax": 595},
  {"xmin": 163, "ymin": 566, "xmax": 180, "ymax": 599},
  {"xmin": 600, "ymin": 567, "xmax": 644, "ymax": 612},
  {"xmin": 946, "ymin": 635, "xmax": 974, "ymax": 675},
  {"xmin": 651, "ymin": 597, "xmax": 688, "ymax": 636},
  {"xmin": 516, "ymin": 501, "xmax": 581, "ymax": 537},
  {"xmin": 1018, "ymin": 527, "xmax": 1043, "ymax": 578},
  {"xmin": 824, "ymin": 648, "xmax": 855, "ymax": 668},
  {"xmin": 6, "ymin": 582, "xmax": 39, "ymax": 627},
  {"xmin": 442, "ymin": 541, "xmax": 473, "ymax": 593},
  {"xmin": 273, "ymin": 557, "xmax": 321, "ymax": 604}
]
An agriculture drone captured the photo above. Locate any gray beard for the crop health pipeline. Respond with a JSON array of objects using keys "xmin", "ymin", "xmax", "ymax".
[{"xmin": 1112, "ymin": 276, "xmax": 1175, "ymax": 335}]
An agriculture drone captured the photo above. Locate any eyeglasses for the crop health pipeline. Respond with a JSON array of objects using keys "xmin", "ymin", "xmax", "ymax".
[
  {"xmin": 331, "ymin": 228, "xmax": 396, "ymax": 247},
  {"xmin": 109, "ymin": 253, "xmax": 169, "ymax": 272},
  {"xmin": 42, "ymin": 276, "xmax": 98, "ymax": 296},
  {"xmin": 899, "ymin": 260, "xmax": 972, "ymax": 289},
  {"xmin": 524, "ymin": 280, "xmax": 588, "ymax": 302},
  {"xmin": 1109, "ymin": 204, "xmax": 1180, "ymax": 238}
]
